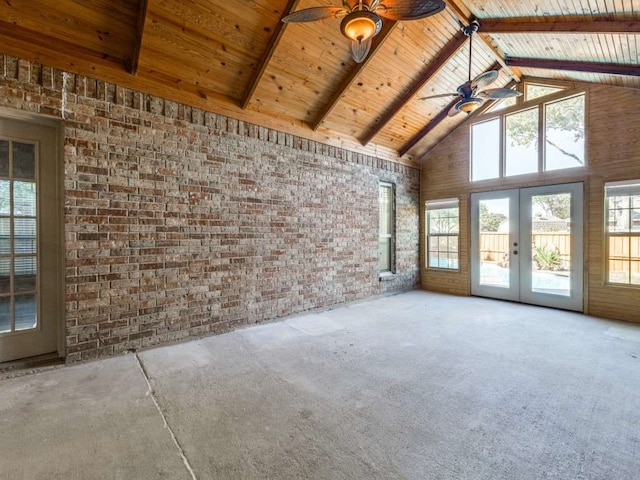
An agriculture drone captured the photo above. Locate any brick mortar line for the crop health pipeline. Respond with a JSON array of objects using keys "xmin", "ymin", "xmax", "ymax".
[{"xmin": 134, "ymin": 352, "xmax": 198, "ymax": 480}]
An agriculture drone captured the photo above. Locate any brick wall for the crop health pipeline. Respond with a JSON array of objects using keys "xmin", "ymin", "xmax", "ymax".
[{"xmin": 0, "ymin": 55, "xmax": 420, "ymax": 362}]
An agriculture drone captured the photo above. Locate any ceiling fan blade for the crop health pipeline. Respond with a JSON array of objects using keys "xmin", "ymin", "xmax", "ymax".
[
  {"xmin": 350, "ymin": 38, "xmax": 373, "ymax": 63},
  {"xmin": 418, "ymin": 93, "xmax": 458, "ymax": 101},
  {"xmin": 376, "ymin": 0, "xmax": 446, "ymax": 20},
  {"xmin": 282, "ymin": 7, "xmax": 347, "ymax": 23},
  {"xmin": 471, "ymin": 70, "xmax": 499, "ymax": 90},
  {"xmin": 479, "ymin": 88, "xmax": 523, "ymax": 100}
]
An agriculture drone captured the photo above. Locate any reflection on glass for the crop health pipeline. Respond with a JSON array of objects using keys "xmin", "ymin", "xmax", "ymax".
[
  {"xmin": 14, "ymin": 217, "xmax": 36, "ymax": 254},
  {"xmin": 0, "ymin": 257, "xmax": 9, "ymax": 294},
  {"xmin": 0, "ymin": 140, "xmax": 8, "ymax": 177},
  {"xmin": 0, "ymin": 179, "xmax": 9, "ymax": 215},
  {"xmin": 13, "ymin": 142, "xmax": 36, "ymax": 180},
  {"xmin": 505, "ymin": 108, "xmax": 539, "ymax": 176},
  {"xmin": 479, "ymin": 198, "xmax": 510, "ymax": 288},
  {"xmin": 14, "ymin": 256, "xmax": 36, "ymax": 293},
  {"xmin": 0, "ymin": 218, "xmax": 9, "ymax": 254},
  {"xmin": 525, "ymin": 84, "xmax": 564, "ymax": 101},
  {"xmin": 14, "ymin": 294, "xmax": 36, "ymax": 331},
  {"xmin": 0, "ymin": 296, "xmax": 10, "ymax": 333},
  {"xmin": 13, "ymin": 181, "xmax": 36, "ymax": 217},
  {"xmin": 545, "ymin": 95, "xmax": 585, "ymax": 171},
  {"xmin": 531, "ymin": 193, "xmax": 571, "ymax": 296},
  {"xmin": 471, "ymin": 119, "xmax": 500, "ymax": 181}
]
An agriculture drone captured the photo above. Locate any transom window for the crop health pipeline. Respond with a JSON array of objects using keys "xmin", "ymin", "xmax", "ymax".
[{"xmin": 471, "ymin": 87, "xmax": 586, "ymax": 182}]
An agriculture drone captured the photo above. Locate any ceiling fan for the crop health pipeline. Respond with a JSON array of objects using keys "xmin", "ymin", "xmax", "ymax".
[
  {"xmin": 282, "ymin": 0, "xmax": 446, "ymax": 63},
  {"xmin": 420, "ymin": 20, "xmax": 522, "ymax": 116}
]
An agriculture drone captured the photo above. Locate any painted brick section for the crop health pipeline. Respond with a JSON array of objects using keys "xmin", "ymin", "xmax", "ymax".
[{"xmin": 0, "ymin": 54, "xmax": 420, "ymax": 362}]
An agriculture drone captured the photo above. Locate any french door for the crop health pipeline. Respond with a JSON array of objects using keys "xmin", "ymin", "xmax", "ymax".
[
  {"xmin": 0, "ymin": 116, "xmax": 62, "ymax": 363},
  {"xmin": 471, "ymin": 183, "xmax": 584, "ymax": 311}
]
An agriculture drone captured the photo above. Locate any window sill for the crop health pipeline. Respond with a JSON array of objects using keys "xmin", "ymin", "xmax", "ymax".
[{"xmin": 379, "ymin": 272, "xmax": 396, "ymax": 282}]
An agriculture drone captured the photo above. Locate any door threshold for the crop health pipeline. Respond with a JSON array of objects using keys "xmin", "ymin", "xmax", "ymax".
[{"xmin": 0, "ymin": 352, "xmax": 64, "ymax": 379}]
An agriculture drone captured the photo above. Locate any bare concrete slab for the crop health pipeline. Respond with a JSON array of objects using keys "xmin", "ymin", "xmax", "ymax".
[
  {"xmin": 0, "ymin": 354, "xmax": 191, "ymax": 480},
  {"xmin": 2, "ymin": 291, "xmax": 640, "ymax": 479}
]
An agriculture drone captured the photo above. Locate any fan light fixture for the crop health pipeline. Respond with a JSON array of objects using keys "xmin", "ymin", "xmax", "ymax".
[
  {"xmin": 340, "ymin": 10, "xmax": 382, "ymax": 43},
  {"xmin": 456, "ymin": 97, "xmax": 483, "ymax": 113}
]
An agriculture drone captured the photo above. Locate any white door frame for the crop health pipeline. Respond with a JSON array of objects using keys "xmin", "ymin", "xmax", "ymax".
[
  {"xmin": 0, "ymin": 109, "xmax": 63, "ymax": 363},
  {"xmin": 471, "ymin": 182, "xmax": 584, "ymax": 312}
]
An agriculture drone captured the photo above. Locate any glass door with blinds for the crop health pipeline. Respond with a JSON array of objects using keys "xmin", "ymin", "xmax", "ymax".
[{"xmin": 0, "ymin": 116, "xmax": 61, "ymax": 363}]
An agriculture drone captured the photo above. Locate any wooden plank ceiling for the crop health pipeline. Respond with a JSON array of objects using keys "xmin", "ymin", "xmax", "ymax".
[{"xmin": 0, "ymin": 0, "xmax": 638, "ymax": 161}]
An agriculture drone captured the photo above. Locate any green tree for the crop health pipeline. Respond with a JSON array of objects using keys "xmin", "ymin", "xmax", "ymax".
[
  {"xmin": 479, "ymin": 203, "xmax": 506, "ymax": 232},
  {"xmin": 506, "ymin": 95, "xmax": 585, "ymax": 165},
  {"xmin": 534, "ymin": 193, "xmax": 570, "ymax": 220}
]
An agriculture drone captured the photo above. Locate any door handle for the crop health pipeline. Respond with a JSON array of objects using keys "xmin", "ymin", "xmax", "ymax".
[{"xmin": 513, "ymin": 250, "xmax": 518, "ymax": 255}]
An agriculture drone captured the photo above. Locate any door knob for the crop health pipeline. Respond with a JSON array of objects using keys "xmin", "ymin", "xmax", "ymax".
[{"xmin": 513, "ymin": 250, "xmax": 518, "ymax": 255}]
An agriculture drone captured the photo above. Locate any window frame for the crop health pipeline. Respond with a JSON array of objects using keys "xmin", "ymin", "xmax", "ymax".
[
  {"xmin": 604, "ymin": 180, "xmax": 640, "ymax": 287},
  {"xmin": 378, "ymin": 181, "xmax": 395, "ymax": 274},
  {"xmin": 425, "ymin": 198, "xmax": 460, "ymax": 271},
  {"xmin": 470, "ymin": 85, "xmax": 587, "ymax": 183}
]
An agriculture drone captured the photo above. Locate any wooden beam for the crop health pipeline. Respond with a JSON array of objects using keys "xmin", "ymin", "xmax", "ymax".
[
  {"xmin": 398, "ymin": 97, "xmax": 459, "ymax": 157},
  {"xmin": 242, "ymin": 0, "xmax": 301, "ymax": 110},
  {"xmin": 505, "ymin": 57, "xmax": 640, "ymax": 77},
  {"xmin": 128, "ymin": 0, "xmax": 149, "ymax": 75},
  {"xmin": 359, "ymin": 31, "xmax": 467, "ymax": 146},
  {"xmin": 480, "ymin": 19, "xmax": 640, "ymax": 34},
  {"xmin": 311, "ymin": 20, "xmax": 398, "ymax": 131}
]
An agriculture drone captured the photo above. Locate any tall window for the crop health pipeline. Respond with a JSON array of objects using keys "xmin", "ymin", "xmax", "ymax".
[
  {"xmin": 605, "ymin": 181, "xmax": 640, "ymax": 285},
  {"xmin": 379, "ymin": 182, "xmax": 395, "ymax": 273},
  {"xmin": 426, "ymin": 198, "xmax": 459, "ymax": 270},
  {"xmin": 471, "ymin": 89, "xmax": 586, "ymax": 181}
]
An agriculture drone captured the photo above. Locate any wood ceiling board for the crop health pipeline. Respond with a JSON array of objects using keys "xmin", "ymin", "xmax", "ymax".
[
  {"xmin": 0, "ymin": 0, "xmax": 138, "ymax": 62},
  {"xmin": 463, "ymin": 0, "xmax": 639, "ymax": 20},
  {"xmin": 319, "ymin": 15, "xmax": 460, "ymax": 139},
  {"xmin": 139, "ymin": 11, "xmax": 259, "ymax": 100},
  {"xmin": 151, "ymin": 0, "xmax": 281, "ymax": 57},
  {"xmin": 489, "ymin": 32, "xmax": 640, "ymax": 65},
  {"xmin": 254, "ymin": 16, "xmax": 380, "ymax": 127}
]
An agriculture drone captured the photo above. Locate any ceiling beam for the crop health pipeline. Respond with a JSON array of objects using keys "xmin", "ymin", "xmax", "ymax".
[
  {"xmin": 505, "ymin": 57, "xmax": 640, "ymax": 77},
  {"xmin": 480, "ymin": 19, "xmax": 640, "ymax": 34},
  {"xmin": 359, "ymin": 31, "xmax": 467, "ymax": 146},
  {"xmin": 398, "ymin": 97, "xmax": 459, "ymax": 157},
  {"xmin": 311, "ymin": 20, "xmax": 398, "ymax": 131},
  {"xmin": 128, "ymin": 0, "xmax": 149, "ymax": 75},
  {"xmin": 242, "ymin": 0, "xmax": 301, "ymax": 110}
]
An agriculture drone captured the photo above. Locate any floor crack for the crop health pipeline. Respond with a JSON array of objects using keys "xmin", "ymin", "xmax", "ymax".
[{"xmin": 134, "ymin": 352, "xmax": 198, "ymax": 480}]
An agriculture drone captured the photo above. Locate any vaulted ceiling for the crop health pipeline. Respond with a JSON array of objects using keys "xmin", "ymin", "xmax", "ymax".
[{"xmin": 0, "ymin": 0, "xmax": 638, "ymax": 162}]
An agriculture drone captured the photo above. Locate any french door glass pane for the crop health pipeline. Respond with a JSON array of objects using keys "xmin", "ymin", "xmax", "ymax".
[
  {"xmin": 15, "ymin": 293, "xmax": 36, "ymax": 331},
  {"xmin": 0, "ymin": 140, "xmax": 8, "ymax": 177},
  {"xmin": 479, "ymin": 198, "xmax": 510, "ymax": 288},
  {"xmin": 0, "ymin": 296, "xmax": 10, "ymax": 333},
  {"xmin": 531, "ymin": 193, "xmax": 571, "ymax": 296},
  {"xmin": 13, "ymin": 142, "xmax": 36, "ymax": 179},
  {"xmin": 505, "ymin": 108, "xmax": 539, "ymax": 176},
  {"xmin": 0, "ymin": 257, "xmax": 9, "ymax": 294}
]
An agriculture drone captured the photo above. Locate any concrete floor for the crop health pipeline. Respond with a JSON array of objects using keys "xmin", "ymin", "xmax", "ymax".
[{"xmin": 1, "ymin": 291, "xmax": 640, "ymax": 480}]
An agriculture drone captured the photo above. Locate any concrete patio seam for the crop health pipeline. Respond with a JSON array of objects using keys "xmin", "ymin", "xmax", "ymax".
[{"xmin": 135, "ymin": 352, "xmax": 198, "ymax": 480}]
